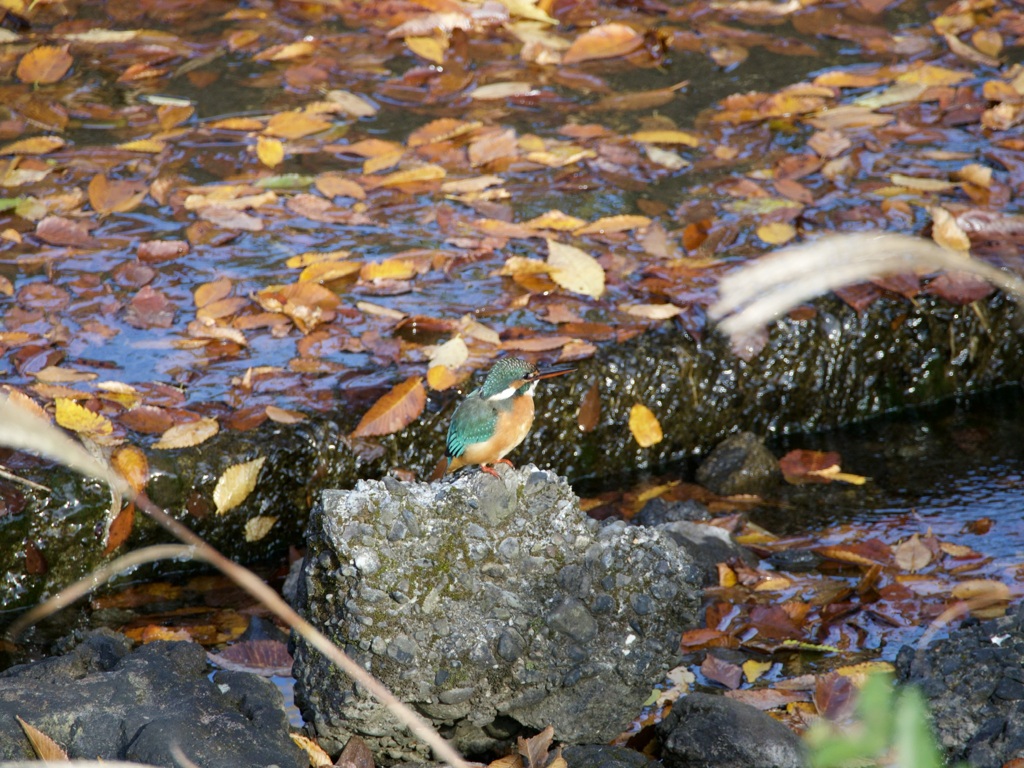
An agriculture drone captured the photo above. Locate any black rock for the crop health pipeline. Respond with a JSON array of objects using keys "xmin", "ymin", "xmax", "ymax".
[
  {"xmin": 0, "ymin": 629, "xmax": 304, "ymax": 768},
  {"xmin": 291, "ymin": 466, "xmax": 703, "ymax": 763},
  {"xmin": 696, "ymin": 431, "xmax": 781, "ymax": 496},
  {"xmin": 895, "ymin": 605, "xmax": 1024, "ymax": 766},
  {"xmin": 563, "ymin": 744, "xmax": 652, "ymax": 767},
  {"xmin": 657, "ymin": 693, "xmax": 807, "ymax": 768}
]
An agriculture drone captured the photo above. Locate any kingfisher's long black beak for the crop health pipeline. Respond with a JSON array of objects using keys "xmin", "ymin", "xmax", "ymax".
[{"xmin": 527, "ymin": 365, "xmax": 575, "ymax": 382}]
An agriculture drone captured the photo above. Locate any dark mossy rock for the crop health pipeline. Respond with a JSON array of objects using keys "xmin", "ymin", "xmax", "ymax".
[
  {"xmin": 4, "ymin": 291, "xmax": 1023, "ymax": 613},
  {"xmin": 695, "ymin": 431, "xmax": 781, "ymax": 496}
]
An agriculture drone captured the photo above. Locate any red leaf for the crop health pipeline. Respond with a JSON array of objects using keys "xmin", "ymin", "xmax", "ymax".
[
  {"xmin": 813, "ymin": 671, "xmax": 855, "ymax": 719},
  {"xmin": 701, "ymin": 653, "xmax": 743, "ymax": 689}
]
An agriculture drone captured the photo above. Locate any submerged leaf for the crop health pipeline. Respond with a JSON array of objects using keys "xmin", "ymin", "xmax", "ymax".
[{"xmin": 351, "ymin": 377, "xmax": 427, "ymax": 438}]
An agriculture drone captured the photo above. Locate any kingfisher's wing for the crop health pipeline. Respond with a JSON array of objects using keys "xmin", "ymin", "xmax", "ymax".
[{"xmin": 445, "ymin": 395, "xmax": 498, "ymax": 459}]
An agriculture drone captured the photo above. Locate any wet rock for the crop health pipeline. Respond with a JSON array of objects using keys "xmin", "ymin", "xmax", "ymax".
[
  {"xmin": 291, "ymin": 466, "xmax": 702, "ymax": 764},
  {"xmin": 562, "ymin": 744, "xmax": 653, "ymax": 767},
  {"xmin": 766, "ymin": 548, "xmax": 824, "ymax": 573},
  {"xmin": 657, "ymin": 693, "xmax": 808, "ymax": 768},
  {"xmin": 655, "ymin": 521, "xmax": 757, "ymax": 585},
  {"xmin": 0, "ymin": 629, "xmax": 304, "ymax": 768},
  {"xmin": 895, "ymin": 605, "xmax": 1024, "ymax": 766},
  {"xmin": 634, "ymin": 497, "xmax": 711, "ymax": 527},
  {"xmin": 696, "ymin": 431, "xmax": 781, "ymax": 496}
]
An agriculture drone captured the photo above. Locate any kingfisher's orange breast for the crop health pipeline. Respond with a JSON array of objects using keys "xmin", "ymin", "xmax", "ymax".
[{"xmin": 448, "ymin": 394, "xmax": 535, "ymax": 470}]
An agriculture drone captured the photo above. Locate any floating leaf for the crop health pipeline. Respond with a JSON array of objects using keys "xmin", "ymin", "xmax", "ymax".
[
  {"xmin": 17, "ymin": 45, "xmax": 73, "ymax": 84},
  {"xmin": 0, "ymin": 136, "xmax": 65, "ymax": 156},
  {"xmin": 214, "ymin": 456, "xmax": 267, "ymax": 515},
  {"xmin": 757, "ymin": 221, "xmax": 797, "ymax": 245},
  {"xmin": 406, "ymin": 35, "xmax": 447, "ymax": 64},
  {"xmin": 563, "ymin": 23, "xmax": 644, "ymax": 64},
  {"xmin": 894, "ymin": 533, "xmax": 933, "ymax": 573},
  {"xmin": 629, "ymin": 403, "xmax": 663, "ymax": 447},
  {"xmin": 55, "ymin": 398, "xmax": 113, "ymax": 437},
  {"xmin": 88, "ymin": 174, "xmax": 147, "ymax": 214},
  {"xmin": 153, "ymin": 417, "xmax": 220, "ymax": 449},
  {"xmin": 257, "ymin": 135, "xmax": 285, "ymax": 168},
  {"xmin": 630, "ymin": 129, "xmax": 700, "ymax": 147},
  {"xmin": 575, "ymin": 214, "xmax": 652, "ymax": 236},
  {"xmin": 545, "ymin": 239, "xmax": 605, "ymax": 298},
  {"xmin": 577, "ymin": 381, "xmax": 601, "ymax": 432},
  {"xmin": 112, "ymin": 445, "xmax": 149, "ymax": 493},
  {"xmin": 351, "ymin": 376, "xmax": 426, "ymax": 438}
]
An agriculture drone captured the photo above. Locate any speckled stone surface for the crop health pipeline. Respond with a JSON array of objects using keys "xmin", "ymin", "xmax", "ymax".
[{"xmin": 291, "ymin": 466, "xmax": 702, "ymax": 763}]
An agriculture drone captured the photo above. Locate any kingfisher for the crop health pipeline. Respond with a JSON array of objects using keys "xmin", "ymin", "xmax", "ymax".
[{"xmin": 433, "ymin": 357, "xmax": 574, "ymax": 479}]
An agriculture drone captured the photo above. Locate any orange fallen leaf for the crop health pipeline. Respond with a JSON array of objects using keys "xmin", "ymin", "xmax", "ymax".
[
  {"xmin": 575, "ymin": 214, "xmax": 652, "ymax": 236},
  {"xmin": 0, "ymin": 136, "xmax": 66, "ymax": 155},
  {"xmin": 88, "ymin": 174, "xmax": 148, "ymax": 215},
  {"xmin": 563, "ymin": 23, "xmax": 644, "ymax": 65},
  {"xmin": 17, "ymin": 45, "xmax": 73, "ymax": 84},
  {"xmin": 112, "ymin": 445, "xmax": 149, "ymax": 494},
  {"xmin": 351, "ymin": 376, "xmax": 426, "ymax": 438}
]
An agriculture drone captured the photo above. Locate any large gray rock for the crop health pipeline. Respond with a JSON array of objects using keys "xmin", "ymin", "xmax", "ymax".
[
  {"xmin": 0, "ymin": 629, "xmax": 304, "ymax": 768},
  {"xmin": 291, "ymin": 466, "xmax": 703, "ymax": 764}
]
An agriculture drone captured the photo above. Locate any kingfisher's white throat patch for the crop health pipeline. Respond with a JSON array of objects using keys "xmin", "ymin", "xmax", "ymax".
[{"xmin": 487, "ymin": 381, "xmax": 537, "ymax": 401}]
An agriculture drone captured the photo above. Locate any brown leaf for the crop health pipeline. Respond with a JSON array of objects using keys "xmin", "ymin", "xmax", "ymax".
[
  {"xmin": 24, "ymin": 542, "xmax": 48, "ymax": 575},
  {"xmin": 194, "ymin": 277, "xmax": 233, "ymax": 308},
  {"xmin": 813, "ymin": 671, "xmax": 855, "ymax": 720},
  {"xmin": 138, "ymin": 239, "xmax": 189, "ymax": 263},
  {"xmin": 16, "ymin": 716, "xmax": 68, "ymax": 760},
  {"xmin": 351, "ymin": 377, "xmax": 426, "ymax": 438},
  {"xmin": 36, "ymin": 215, "xmax": 96, "ymax": 247},
  {"xmin": 577, "ymin": 381, "xmax": 601, "ymax": 432},
  {"xmin": 894, "ymin": 533, "xmax": 932, "ymax": 572},
  {"xmin": 518, "ymin": 725, "xmax": 554, "ymax": 768},
  {"xmin": 779, "ymin": 449, "xmax": 840, "ymax": 484},
  {"xmin": 88, "ymin": 174, "xmax": 148, "ymax": 214},
  {"xmin": 563, "ymin": 23, "xmax": 644, "ymax": 64},
  {"xmin": 125, "ymin": 286, "xmax": 175, "ymax": 329},
  {"xmin": 17, "ymin": 45, "xmax": 73, "ymax": 84},
  {"xmin": 208, "ymin": 638, "xmax": 293, "ymax": 677},
  {"xmin": 815, "ymin": 539, "xmax": 893, "ymax": 567},
  {"xmin": 925, "ymin": 271, "xmax": 995, "ymax": 305},
  {"xmin": 104, "ymin": 502, "xmax": 135, "ymax": 555},
  {"xmin": 701, "ymin": 653, "xmax": 742, "ymax": 689}
]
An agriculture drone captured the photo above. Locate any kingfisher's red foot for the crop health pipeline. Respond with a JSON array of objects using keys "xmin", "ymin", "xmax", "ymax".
[
  {"xmin": 480, "ymin": 464, "xmax": 502, "ymax": 479},
  {"xmin": 495, "ymin": 458, "xmax": 515, "ymax": 468}
]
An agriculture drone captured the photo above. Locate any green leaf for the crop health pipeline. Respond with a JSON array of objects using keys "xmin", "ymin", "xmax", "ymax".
[{"xmin": 255, "ymin": 173, "xmax": 315, "ymax": 189}]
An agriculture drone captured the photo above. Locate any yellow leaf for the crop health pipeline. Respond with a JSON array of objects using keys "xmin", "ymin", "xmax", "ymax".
[
  {"xmin": 351, "ymin": 376, "xmax": 427, "ymax": 438},
  {"xmin": 525, "ymin": 210, "xmax": 588, "ymax": 231},
  {"xmin": 286, "ymin": 248, "xmax": 351, "ymax": 268},
  {"xmin": 629, "ymin": 129, "xmax": 700, "ymax": 147},
  {"xmin": 374, "ymin": 164, "xmax": 447, "ymax": 187},
  {"xmin": 0, "ymin": 136, "xmax": 65, "ymax": 156},
  {"xmin": 116, "ymin": 138, "xmax": 167, "ymax": 153},
  {"xmin": 629, "ymin": 403, "xmax": 663, "ymax": 447},
  {"xmin": 153, "ymin": 417, "xmax": 220, "ymax": 449},
  {"xmin": 545, "ymin": 239, "xmax": 605, "ymax": 298},
  {"xmin": 619, "ymin": 303, "xmax": 683, "ymax": 320},
  {"xmin": 427, "ymin": 364, "xmax": 464, "ymax": 391},
  {"xmin": 743, "ymin": 659, "xmax": 773, "ymax": 684},
  {"xmin": 495, "ymin": 0, "xmax": 557, "ymax": 24},
  {"xmin": 290, "ymin": 733, "xmax": 334, "ymax": 768},
  {"xmin": 563, "ymin": 22, "xmax": 643, "ymax": 64},
  {"xmin": 244, "ymin": 515, "xmax": 278, "ymax": 542},
  {"xmin": 890, "ymin": 173, "xmax": 958, "ymax": 192},
  {"xmin": 360, "ymin": 258, "xmax": 417, "ymax": 281},
  {"xmin": 405, "ymin": 35, "xmax": 447, "ymax": 64},
  {"xmin": 299, "ymin": 260, "xmax": 362, "ymax": 283},
  {"xmin": 756, "ymin": 221, "xmax": 797, "ymax": 245},
  {"xmin": 896, "ymin": 64, "xmax": 971, "ymax": 86},
  {"xmin": 209, "ymin": 117, "xmax": 266, "ymax": 131},
  {"xmin": 470, "ymin": 81, "xmax": 535, "ymax": 100},
  {"xmin": 264, "ymin": 111, "xmax": 332, "ymax": 140},
  {"xmin": 214, "ymin": 456, "xmax": 267, "ymax": 515},
  {"xmin": 575, "ymin": 214, "xmax": 652, "ymax": 236},
  {"xmin": 257, "ymin": 136, "xmax": 285, "ymax": 168},
  {"xmin": 429, "ymin": 336, "xmax": 469, "ymax": 369},
  {"xmin": 55, "ymin": 398, "xmax": 113, "ymax": 436}
]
